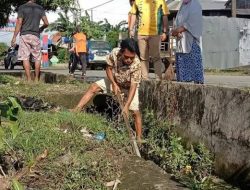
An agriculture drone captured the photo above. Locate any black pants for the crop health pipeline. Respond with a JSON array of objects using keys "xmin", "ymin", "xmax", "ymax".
[{"xmin": 70, "ymin": 52, "xmax": 87, "ymax": 75}]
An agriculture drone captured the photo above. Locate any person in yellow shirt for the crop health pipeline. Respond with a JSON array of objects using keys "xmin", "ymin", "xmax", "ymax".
[
  {"xmin": 128, "ymin": 0, "xmax": 135, "ymax": 30},
  {"xmin": 70, "ymin": 26, "xmax": 87, "ymax": 78},
  {"xmin": 129, "ymin": 0, "xmax": 169, "ymax": 80}
]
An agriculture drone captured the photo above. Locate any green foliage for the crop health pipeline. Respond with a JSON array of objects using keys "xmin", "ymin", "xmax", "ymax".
[
  {"xmin": 57, "ymin": 48, "xmax": 69, "ymax": 63},
  {"xmin": 0, "ymin": 42, "xmax": 8, "ymax": 59},
  {"xmin": 12, "ymin": 179, "xmax": 25, "ymax": 190},
  {"xmin": 0, "ymin": 75, "xmax": 18, "ymax": 85},
  {"xmin": 0, "ymin": 0, "xmax": 75, "ymax": 26},
  {"xmin": 49, "ymin": 11, "xmax": 75, "ymax": 37},
  {"xmin": 142, "ymin": 109, "xmax": 237, "ymax": 190},
  {"xmin": 0, "ymin": 97, "xmax": 22, "ymax": 121},
  {"xmin": 80, "ymin": 13, "xmax": 105, "ymax": 40},
  {"xmin": 106, "ymin": 30, "xmax": 119, "ymax": 49},
  {"xmin": 49, "ymin": 10, "xmax": 127, "ymax": 49}
]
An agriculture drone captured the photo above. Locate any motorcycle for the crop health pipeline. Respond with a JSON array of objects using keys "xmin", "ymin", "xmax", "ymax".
[{"xmin": 4, "ymin": 45, "xmax": 35, "ymax": 70}]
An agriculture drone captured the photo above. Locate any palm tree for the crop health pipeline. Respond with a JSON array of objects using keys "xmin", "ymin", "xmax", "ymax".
[{"xmin": 49, "ymin": 10, "xmax": 75, "ymax": 37}]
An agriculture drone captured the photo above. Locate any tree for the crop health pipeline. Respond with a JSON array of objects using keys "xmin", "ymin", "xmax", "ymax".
[
  {"xmin": 79, "ymin": 12, "xmax": 105, "ymax": 40},
  {"xmin": 49, "ymin": 10, "xmax": 128, "ymax": 48},
  {"xmin": 0, "ymin": 0, "xmax": 74, "ymax": 26},
  {"xmin": 105, "ymin": 20, "xmax": 128, "ymax": 48},
  {"xmin": 49, "ymin": 10, "xmax": 75, "ymax": 37}
]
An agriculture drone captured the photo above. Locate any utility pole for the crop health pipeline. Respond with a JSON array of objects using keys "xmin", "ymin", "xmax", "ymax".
[
  {"xmin": 86, "ymin": 0, "xmax": 115, "ymax": 22},
  {"xmin": 72, "ymin": 0, "xmax": 81, "ymax": 24},
  {"xmin": 232, "ymin": 0, "xmax": 237, "ymax": 17},
  {"xmin": 91, "ymin": 9, "xmax": 93, "ymax": 21}
]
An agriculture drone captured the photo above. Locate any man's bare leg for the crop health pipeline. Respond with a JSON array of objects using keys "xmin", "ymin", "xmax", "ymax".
[
  {"xmin": 73, "ymin": 83, "xmax": 102, "ymax": 112},
  {"xmin": 133, "ymin": 110, "xmax": 142, "ymax": 142},
  {"xmin": 34, "ymin": 60, "xmax": 41, "ymax": 82},
  {"xmin": 23, "ymin": 60, "xmax": 32, "ymax": 81}
]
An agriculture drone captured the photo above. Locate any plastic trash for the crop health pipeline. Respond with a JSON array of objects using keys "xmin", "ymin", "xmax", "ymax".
[
  {"xmin": 50, "ymin": 55, "xmax": 59, "ymax": 65},
  {"xmin": 94, "ymin": 132, "xmax": 106, "ymax": 141}
]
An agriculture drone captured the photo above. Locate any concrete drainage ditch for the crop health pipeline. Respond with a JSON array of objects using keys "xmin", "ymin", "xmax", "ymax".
[{"xmin": 1, "ymin": 72, "xmax": 247, "ymax": 189}]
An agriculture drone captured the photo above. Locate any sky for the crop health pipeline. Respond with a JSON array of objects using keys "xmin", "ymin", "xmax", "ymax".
[
  {"xmin": 48, "ymin": 0, "xmax": 131, "ymax": 25},
  {"xmin": 8, "ymin": 0, "xmax": 229, "ymax": 25},
  {"xmin": 2, "ymin": 0, "xmax": 131, "ymax": 46},
  {"xmin": 2, "ymin": 0, "xmax": 229, "ymax": 46}
]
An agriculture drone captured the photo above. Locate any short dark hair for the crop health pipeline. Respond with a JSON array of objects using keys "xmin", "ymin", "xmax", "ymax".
[
  {"xmin": 129, "ymin": 0, "xmax": 135, "ymax": 6},
  {"xmin": 120, "ymin": 38, "xmax": 140, "ymax": 58}
]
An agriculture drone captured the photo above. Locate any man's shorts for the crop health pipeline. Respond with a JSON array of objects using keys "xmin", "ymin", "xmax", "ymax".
[
  {"xmin": 95, "ymin": 78, "xmax": 139, "ymax": 111},
  {"xmin": 18, "ymin": 34, "xmax": 41, "ymax": 61}
]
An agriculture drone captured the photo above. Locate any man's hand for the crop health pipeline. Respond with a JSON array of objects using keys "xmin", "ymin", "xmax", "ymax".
[
  {"xmin": 161, "ymin": 33, "xmax": 167, "ymax": 41},
  {"xmin": 11, "ymin": 37, "xmax": 16, "ymax": 47},
  {"xmin": 69, "ymin": 47, "xmax": 75, "ymax": 52},
  {"xmin": 172, "ymin": 26, "xmax": 186, "ymax": 37},
  {"xmin": 129, "ymin": 30, "xmax": 135, "ymax": 38},
  {"xmin": 122, "ymin": 104, "xmax": 129, "ymax": 117},
  {"xmin": 171, "ymin": 29, "xmax": 179, "ymax": 37},
  {"xmin": 112, "ymin": 82, "xmax": 121, "ymax": 95}
]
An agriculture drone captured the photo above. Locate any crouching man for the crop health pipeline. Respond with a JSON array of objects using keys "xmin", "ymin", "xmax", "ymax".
[{"xmin": 73, "ymin": 38, "xmax": 142, "ymax": 141}]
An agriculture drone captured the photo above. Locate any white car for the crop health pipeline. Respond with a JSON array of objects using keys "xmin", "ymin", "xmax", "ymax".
[{"xmin": 88, "ymin": 40, "xmax": 111, "ymax": 70}]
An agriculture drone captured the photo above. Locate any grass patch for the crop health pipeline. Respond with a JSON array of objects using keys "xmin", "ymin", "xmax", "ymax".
[
  {"xmin": 0, "ymin": 75, "xmax": 89, "ymax": 105},
  {"xmin": 0, "ymin": 75, "xmax": 19, "ymax": 85},
  {"xmin": 205, "ymin": 68, "xmax": 250, "ymax": 76},
  {"xmin": 0, "ymin": 111, "xmax": 130, "ymax": 189}
]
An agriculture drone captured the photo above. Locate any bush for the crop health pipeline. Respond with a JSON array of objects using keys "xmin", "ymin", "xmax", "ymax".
[
  {"xmin": 0, "ymin": 42, "xmax": 8, "ymax": 60},
  {"xmin": 57, "ymin": 48, "xmax": 69, "ymax": 63}
]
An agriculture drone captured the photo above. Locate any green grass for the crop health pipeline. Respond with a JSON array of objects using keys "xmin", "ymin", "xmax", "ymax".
[
  {"xmin": 0, "ymin": 76, "xmax": 89, "ymax": 101},
  {"xmin": 205, "ymin": 68, "xmax": 250, "ymax": 76},
  {"xmin": 1, "ymin": 111, "xmax": 130, "ymax": 189}
]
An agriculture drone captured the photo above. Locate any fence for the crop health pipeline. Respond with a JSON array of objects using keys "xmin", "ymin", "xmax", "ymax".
[{"xmin": 202, "ymin": 16, "xmax": 250, "ymax": 69}]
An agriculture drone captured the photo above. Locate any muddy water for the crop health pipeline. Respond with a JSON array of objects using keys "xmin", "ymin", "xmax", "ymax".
[{"xmin": 120, "ymin": 156, "xmax": 188, "ymax": 190}]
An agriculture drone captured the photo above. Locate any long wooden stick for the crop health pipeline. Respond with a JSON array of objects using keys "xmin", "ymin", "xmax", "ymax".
[{"xmin": 116, "ymin": 92, "xmax": 141, "ymax": 157}]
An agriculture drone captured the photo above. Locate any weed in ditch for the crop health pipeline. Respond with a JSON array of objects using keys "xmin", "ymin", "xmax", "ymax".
[{"xmin": 142, "ymin": 109, "xmax": 239, "ymax": 190}]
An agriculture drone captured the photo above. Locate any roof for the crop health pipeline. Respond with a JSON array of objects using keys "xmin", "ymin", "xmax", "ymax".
[{"xmin": 166, "ymin": 0, "xmax": 227, "ymax": 11}]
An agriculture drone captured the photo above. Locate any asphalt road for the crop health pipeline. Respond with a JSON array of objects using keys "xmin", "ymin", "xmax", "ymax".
[{"xmin": 1, "ymin": 65, "xmax": 250, "ymax": 88}]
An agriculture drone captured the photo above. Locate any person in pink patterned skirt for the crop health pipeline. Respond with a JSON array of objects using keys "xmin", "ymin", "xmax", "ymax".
[{"xmin": 11, "ymin": 0, "xmax": 49, "ymax": 81}]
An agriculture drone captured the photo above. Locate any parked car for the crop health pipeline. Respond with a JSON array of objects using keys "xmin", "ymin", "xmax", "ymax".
[{"xmin": 87, "ymin": 40, "xmax": 111, "ymax": 70}]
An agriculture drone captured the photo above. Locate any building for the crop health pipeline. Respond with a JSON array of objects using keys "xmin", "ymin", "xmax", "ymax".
[
  {"xmin": 167, "ymin": 0, "xmax": 250, "ymax": 18},
  {"xmin": 165, "ymin": 0, "xmax": 250, "ymax": 69},
  {"xmin": 225, "ymin": 0, "xmax": 250, "ymax": 17},
  {"xmin": 167, "ymin": 0, "xmax": 231, "ymax": 19}
]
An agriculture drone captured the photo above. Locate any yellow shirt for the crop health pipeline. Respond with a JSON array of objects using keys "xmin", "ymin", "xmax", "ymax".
[
  {"xmin": 130, "ymin": 0, "xmax": 170, "ymax": 36},
  {"xmin": 73, "ymin": 32, "xmax": 87, "ymax": 53}
]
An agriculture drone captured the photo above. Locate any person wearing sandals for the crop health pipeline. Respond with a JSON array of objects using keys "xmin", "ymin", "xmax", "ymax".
[
  {"xmin": 171, "ymin": 0, "xmax": 204, "ymax": 84},
  {"xmin": 72, "ymin": 38, "xmax": 143, "ymax": 142}
]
